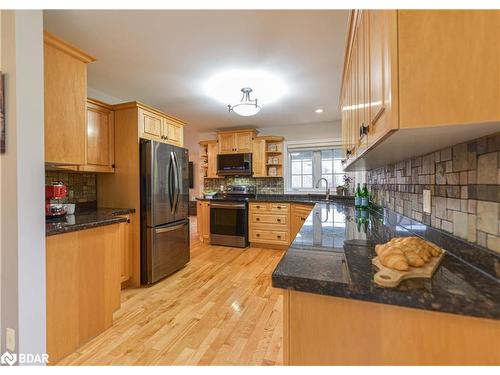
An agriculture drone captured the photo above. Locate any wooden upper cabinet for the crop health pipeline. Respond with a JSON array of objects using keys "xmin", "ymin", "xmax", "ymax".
[
  {"xmin": 206, "ymin": 142, "xmax": 218, "ymax": 178},
  {"xmin": 218, "ymin": 130, "xmax": 256, "ymax": 154},
  {"xmin": 252, "ymin": 138, "xmax": 267, "ymax": 177},
  {"xmin": 398, "ymin": 10, "xmax": 500, "ymax": 128},
  {"xmin": 44, "ymin": 31, "xmax": 96, "ymax": 165},
  {"xmin": 218, "ymin": 132, "xmax": 236, "ymax": 153},
  {"xmin": 165, "ymin": 119, "xmax": 183, "ymax": 146},
  {"xmin": 82, "ymin": 99, "xmax": 115, "ymax": 173},
  {"xmin": 139, "ymin": 109, "xmax": 163, "ymax": 140},
  {"xmin": 131, "ymin": 103, "xmax": 185, "ymax": 146},
  {"xmin": 235, "ymin": 131, "xmax": 253, "ymax": 152}
]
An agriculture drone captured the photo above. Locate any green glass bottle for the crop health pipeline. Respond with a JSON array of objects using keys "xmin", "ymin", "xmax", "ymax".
[
  {"xmin": 355, "ymin": 183, "xmax": 362, "ymax": 208},
  {"xmin": 361, "ymin": 183, "xmax": 370, "ymax": 208}
]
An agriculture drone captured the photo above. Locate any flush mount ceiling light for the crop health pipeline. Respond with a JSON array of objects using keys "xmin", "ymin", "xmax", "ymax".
[
  {"xmin": 205, "ymin": 69, "xmax": 287, "ymax": 116},
  {"xmin": 228, "ymin": 88, "xmax": 261, "ymax": 117},
  {"xmin": 315, "ymin": 108, "xmax": 324, "ymax": 113}
]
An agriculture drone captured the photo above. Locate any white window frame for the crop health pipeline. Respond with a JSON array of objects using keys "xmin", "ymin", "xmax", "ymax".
[{"xmin": 284, "ymin": 138, "xmax": 344, "ymax": 194}]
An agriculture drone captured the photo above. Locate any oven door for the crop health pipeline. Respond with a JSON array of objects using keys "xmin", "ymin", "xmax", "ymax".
[{"xmin": 210, "ymin": 202, "xmax": 248, "ymax": 248}]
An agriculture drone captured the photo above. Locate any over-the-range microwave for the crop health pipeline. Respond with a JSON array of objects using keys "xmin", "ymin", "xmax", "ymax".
[{"xmin": 217, "ymin": 153, "xmax": 252, "ymax": 176}]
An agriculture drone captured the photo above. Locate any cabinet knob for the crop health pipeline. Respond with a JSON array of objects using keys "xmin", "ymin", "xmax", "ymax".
[
  {"xmin": 256, "ymin": 218, "xmax": 260, "ymax": 221},
  {"xmin": 301, "ymin": 217, "xmax": 305, "ymax": 221},
  {"xmin": 126, "ymin": 219, "xmax": 130, "ymax": 223},
  {"xmin": 256, "ymin": 233, "xmax": 260, "ymax": 237},
  {"xmin": 277, "ymin": 218, "xmax": 281, "ymax": 222},
  {"xmin": 256, "ymin": 205, "xmax": 260, "ymax": 208},
  {"xmin": 277, "ymin": 235, "xmax": 281, "ymax": 239},
  {"xmin": 277, "ymin": 206, "xmax": 282, "ymax": 209}
]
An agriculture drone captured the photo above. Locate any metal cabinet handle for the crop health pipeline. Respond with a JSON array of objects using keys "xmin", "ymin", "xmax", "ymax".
[
  {"xmin": 155, "ymin": 222, "xmax": 187, "ymax": 233},
  {"xmin": 360, "ymin": 123, "xmax": 368, "ymax": 137}
]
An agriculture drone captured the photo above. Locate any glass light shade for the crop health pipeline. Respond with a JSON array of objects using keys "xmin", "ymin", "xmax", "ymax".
[{"xmin": 231, "ymin": 102, "xmax": 261, "ymax": 116}]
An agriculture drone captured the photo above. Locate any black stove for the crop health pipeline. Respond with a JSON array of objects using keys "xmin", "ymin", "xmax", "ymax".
[{"xmin": 209, "ymin": 185, "xmax": 254, "ymax": 248}]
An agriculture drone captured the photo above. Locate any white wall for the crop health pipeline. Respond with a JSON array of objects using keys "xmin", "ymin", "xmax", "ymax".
[
  {"xmin": 1, "ymin": 10, "xmax": 46, "ymax": 360},
  {"xmin": 87, "ymin": 86, "xmax": 126, "ymax": 105},
  {"xmin": 197, "ymin": 120, "xmax": 341, "ymax": 142}
]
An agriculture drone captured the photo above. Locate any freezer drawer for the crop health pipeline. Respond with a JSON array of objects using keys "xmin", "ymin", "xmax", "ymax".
[{"xmin": 142, "ymin": 220, "xmax": 190, "ymax": 284}]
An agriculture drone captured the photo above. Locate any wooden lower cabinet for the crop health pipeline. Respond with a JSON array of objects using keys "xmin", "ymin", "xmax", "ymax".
[
  {"xmin": 119, "ymin": 214, "xmax": 134, "ymax": 287},
  {"xmin": 46, "ymin": 223, "xmax": 123, "ymax": 364},
  {"xmin": 284, "ymin": 290, "xmax": 500, "ymax": 365},
  {"xmin": 249, "ymin": 203, "xmax": 290, "ymax": 248},
  {"xmin": 290, "ymin": 204, "xmax": 313, "ymax": 239},
  {"xmin": 197, "ymin": 200, "xmax": 211, "ymax": 243}
]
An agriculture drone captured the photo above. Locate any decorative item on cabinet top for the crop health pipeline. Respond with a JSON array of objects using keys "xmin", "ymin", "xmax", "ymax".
[{"xmin": 340, "ymin": 10, "xmax": 500, "ymax": 171}]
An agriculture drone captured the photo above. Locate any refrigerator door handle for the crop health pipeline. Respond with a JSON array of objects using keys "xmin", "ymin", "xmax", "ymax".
[
  {"xmin": 168, "ymin": 152, "xmax": 175, "ymax": 212},
  {"xmin": 171, "ymin": 151, "xmax": 180, "ymax": 213},
  {"xmin": 155, "ymin": 221, "xmax": 188, "ymax": 234}
]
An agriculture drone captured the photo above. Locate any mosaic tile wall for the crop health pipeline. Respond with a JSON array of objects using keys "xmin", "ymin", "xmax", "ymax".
[
  {"xmin": 366, "ymin": 133, "xmax": 499, "ymax": 253},
  {"xmin": 203, "ymin": 177, "xmax": 284, "ymax": 194},
  {"xmin": 45, "ymin": 170, "xmax": 97, "ymax": 204}
]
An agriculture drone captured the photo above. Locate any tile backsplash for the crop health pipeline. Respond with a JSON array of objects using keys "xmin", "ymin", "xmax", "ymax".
[
  {"xmin": 203, "ymin": 177, "xmax": 284, "ymax": 194},
  {"xmin": 367, "ymin": 133, "xmax": 499, "ymax": 253},
  {"xmin": 45, "ymin": 170, "xmax": 97, "ymax": 204}
]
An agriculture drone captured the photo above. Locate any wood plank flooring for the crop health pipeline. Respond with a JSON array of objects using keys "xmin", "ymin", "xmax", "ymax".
[{"xmin": 57, "ymin": 217, "xmax": 284, "ymax": 365}]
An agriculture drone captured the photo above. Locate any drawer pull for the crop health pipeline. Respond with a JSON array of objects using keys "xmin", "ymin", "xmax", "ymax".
[
  {"xmin": 277, "ymin": 218, "xmax": 281, "ymax": 222},
  {"xmin": 256, "ymin": 233, "xmax": 260, "ymax": 237},
  {"xmin": 277, "ymin": 235, "xmax": 281, "ymax": 239},
  {"xmin": 301, "ymin": 217, "xmax": 305, "ymax": 221},
  {"xmin": 256, "ymin": 218, "xmax": 260, "ymax": 221},
  {"xmin": 277, "ymin": 206, "xmax": 282, "ymax": 209},
  {"xmin": 256, "ymin": 205, "xmax": 261, "ymax": 208}
]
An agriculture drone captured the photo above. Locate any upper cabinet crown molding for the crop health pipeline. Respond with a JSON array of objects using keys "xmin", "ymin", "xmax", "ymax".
[
  {"xmin": 43, "ymin": 31, "xmax": 96, "ymax": 63},
  {"xmin": 340, "ymin": 10, "xmax": 500, "ymax": 171}
]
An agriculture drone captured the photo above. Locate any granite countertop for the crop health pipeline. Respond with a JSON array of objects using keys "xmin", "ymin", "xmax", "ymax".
[
  {"xmin": 272, "ymin": 201, "xmax": 500, "ymax": 320},
  {"xmin": 196, "ymin": 193, "xmax": 355, "ymax": 204},
  {"xmin": 46, "ymin": 207, "xmax": 136, "ymax": 236}
]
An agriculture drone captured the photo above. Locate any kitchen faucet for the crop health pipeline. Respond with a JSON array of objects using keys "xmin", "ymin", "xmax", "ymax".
[{"xmin": 315, "ymin": 178, "xmax": 330, "ymax": 200}]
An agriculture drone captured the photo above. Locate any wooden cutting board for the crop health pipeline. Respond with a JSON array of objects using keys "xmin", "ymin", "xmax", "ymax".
[{"xmin": 372, "ymin": 250, "xmax": 445, "ymax": 288}]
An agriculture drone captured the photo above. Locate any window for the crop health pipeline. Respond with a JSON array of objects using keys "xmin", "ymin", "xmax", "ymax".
[{"xmin": 286, "ymin": 147, "xmax": 344, "ymax": 192}]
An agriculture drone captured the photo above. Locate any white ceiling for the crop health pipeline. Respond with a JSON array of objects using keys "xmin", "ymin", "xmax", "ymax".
[{"xmin": 44, "ymin": 10, "xmax": 349, "ymax": 132}]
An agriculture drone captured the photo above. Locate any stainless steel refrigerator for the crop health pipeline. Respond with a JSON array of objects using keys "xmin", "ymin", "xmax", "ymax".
[{"xmin": 140, "ymin": 139, "xmax": 190, "ymax": 285}]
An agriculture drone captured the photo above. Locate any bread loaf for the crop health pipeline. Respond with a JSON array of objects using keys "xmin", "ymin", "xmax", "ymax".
[{"xmin": 375, "ymin": 236, "xmax": 441, "ymax": 270}]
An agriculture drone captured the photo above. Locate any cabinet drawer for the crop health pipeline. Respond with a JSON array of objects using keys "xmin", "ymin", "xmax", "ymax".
[
  {"xmin": 250, "ymin": 229, "xmax": 288, "ymax": 244},
  {"xmin": 250, "ymin": 213, "xmax": 288, "ymax": 226},
  {"xmin": 270, "ymin": 203, "xmax": 290, "ymax": 212},
  {"xmin": 249, "ymin": 203, "xmax": 270, "ymax": 211}
]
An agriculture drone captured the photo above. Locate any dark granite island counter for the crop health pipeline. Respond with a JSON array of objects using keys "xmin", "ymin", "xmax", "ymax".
[{"xmin": 272, "ymin": 201, "xmax": 500, "ymax": 365}]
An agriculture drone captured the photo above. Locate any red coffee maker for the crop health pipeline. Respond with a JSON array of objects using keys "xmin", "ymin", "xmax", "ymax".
[{"xmin": 45, "ymin": 182, "xmax": 68, "ymax": 218}]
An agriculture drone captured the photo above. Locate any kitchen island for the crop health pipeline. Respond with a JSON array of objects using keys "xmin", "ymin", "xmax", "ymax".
[{"xmin": 272, "ymin": 201, "xmax": 500, "ymax": 365}]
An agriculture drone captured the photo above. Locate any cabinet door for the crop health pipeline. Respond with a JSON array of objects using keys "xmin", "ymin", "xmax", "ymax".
[
  {"xmin": 85, "ymin": 101, "xmax": 114, "ymax": 172},
  {"xmin": 367, "ymin": 10, "xmax": 396, "ymax": 145},
  {"xmin": 139, "ymin": 109, "xmax": 163, "ymax": 140},
  {"xmin": 164, "ymin": 119, "xmax": 183, "ymax": 146},
  {"xmin": 196, "ymin": 201, "xmax": 204, "ymax": 242},
  {"xmin": 236, "ymin": 131, "xmax": 253, "ymax": 152},
  {"xmin": 207, "ymin": 143, "xmax": 218, "ymax": 178},
  {"xmin": 120, "ymin": 215, "xmax": 133, "ymax": 285},
  {"xmin": 218, "ymin": 133, "xmax": 236, "ymax": 153},
  {"xmin": 356, "ymin": 12, "xmax": 369, "ymax": 154},
  {"xmin": 44, "ymin": 42, "xmax": 87, "ymax": 165},
  {"xmin": 252, "ymin": 139, "xmax": 267, "ymax": 177}
]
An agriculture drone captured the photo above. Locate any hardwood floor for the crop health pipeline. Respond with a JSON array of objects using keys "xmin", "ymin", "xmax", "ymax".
[{"xmin": 57, "ymin": 217, "xmax": 285, "ymax": 365}]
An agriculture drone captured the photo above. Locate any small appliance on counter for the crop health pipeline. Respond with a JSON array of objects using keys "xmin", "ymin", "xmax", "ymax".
[{"xmin": 45, "ymin": 181, "xmax": 68, "ymax": 218}]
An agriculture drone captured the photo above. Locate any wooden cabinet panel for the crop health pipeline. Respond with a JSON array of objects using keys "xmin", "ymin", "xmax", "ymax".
[
  {"xmin": 44, "ymin": 32, "xmax": 95, "ymax": 165},
  {"xmin": 46, "ymin": 223, "xmax": 123, "ymax": 364},
  {"xmin": 207, "ymin": 142, "xmax": 218, "ymax": 178},
  {"xmin": 218, "ymin": 133, "xmax": 236, "ymax": 154},
  {"xmin": 250, "ymin": 213, "xmax": 288, "ymax": 226},
  {"xmin": 252, "ymin": 138, "xmax": 267, "ymax": 177},
  {"xmin": 249, "ymin": 202, "xmax": 291, "ymax": 247},
  {"xmin": 250, "ymin": 228, "xmax": 289, "ymax": 245},
  {"xmin": 270, "ymin": 203, "xmax": 290, "ymax": 213},
  {"xmin": 165, "ymin": 119, "xmax": 183, "ymax": 146},
  {"xmin": 83, "ymin": 99, "xmax": 115, "ymax": 172},
  {"xmin": 139, "ymin": 109, "xmax": 163, "ymax": 140},
  {"xmin": 290, "ymin": 204, "xmax": 313, "ymax": 240},
  {"xmin": 197, "ymin": 201, "xmax": 211, "ymax": 243},
  {"xmin": 398, "ymin": 10, "xmax": 500, "ymax": 128},
  {"xmin": 236, "ymin": 131, "xmax": 253, "ymax": 152},
  {"xmin": 119, "ymin": 214, "xmax": 133, "ymax": 286}
]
